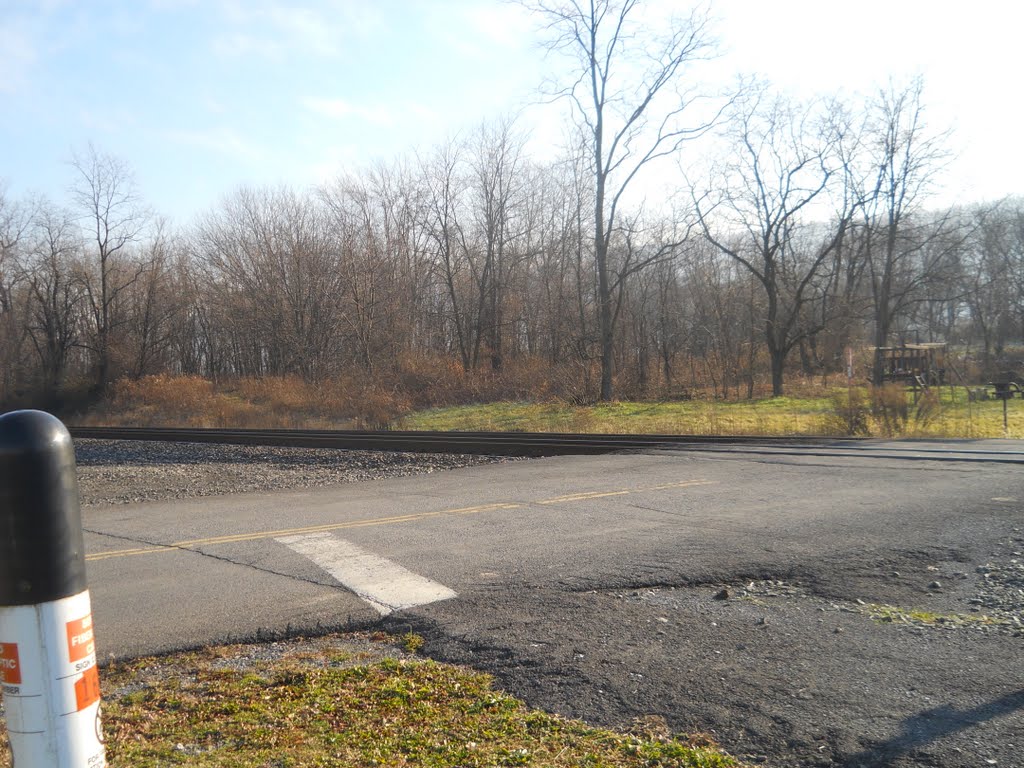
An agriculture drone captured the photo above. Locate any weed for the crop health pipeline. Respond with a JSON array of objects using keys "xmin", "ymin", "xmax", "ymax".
[
  {"xmin": 828, "ymin": 388, "xmax": 870, "ymax": 435},
  {"xmin": 860, "ymin": 603, "xmax": 1013, "ymax": 630},
  {"xmin": 401, "ymin": 631, "xmax": 425, "ymax": 654},
  {"xmin": 871, "ymin": 383, "xmax": 910, "ymax": 436}
]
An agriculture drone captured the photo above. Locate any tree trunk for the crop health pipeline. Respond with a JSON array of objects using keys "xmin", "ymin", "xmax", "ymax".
[
  {"xmin": 770, "ymin": 350, "xmax": 785, "ymax": 397},
  {"xmin": 872, "ymin": 313, "xmax": 890, "ymax": 386},
  {"xmin": 596, "ymin": 169, "xmax": 614, "ymax": 401}
]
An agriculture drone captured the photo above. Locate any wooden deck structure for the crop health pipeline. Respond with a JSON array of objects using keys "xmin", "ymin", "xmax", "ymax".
[{"xmin": 876, "ymin": 343, "xmax": 947, "ymax": 388}]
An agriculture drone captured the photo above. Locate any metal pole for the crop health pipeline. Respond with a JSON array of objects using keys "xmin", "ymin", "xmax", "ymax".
[{"xmin": 0, "ymin": 410, "xmax": 106, "ymax": 767}]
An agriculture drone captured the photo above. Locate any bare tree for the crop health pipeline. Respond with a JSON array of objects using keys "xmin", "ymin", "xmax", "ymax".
[
  {"xmin": 0, "ymin": 184, "xmax": 34, "ymax": 399},
  {"xmin": 0, "ymin": 184, "xmax": 33, "ymax": 312},
  {"xmin": 69, "ymin": 144, "xmax": 150, "ymax": 390},
  {"xmin": 520, "ymin": 152, "xmax": 590, "ymax": 367},
  {"xmin": 524, "ymin": 0, "xmax": 723, "ymax": 400},
  {"xmin": 467, "ymin": 118, "xmax": 527, "ymax": 371},
  {"xmin": 125, "ymin": 221, "xmax": 183, "ymax": 378},
  {"xmin": 195, "ymin": 186, "xmax": 342, "ymax": 378},
  {"xmin": 319, "ymin": 170, "xmax": 410, "ymax": 372},
  {"xmin": 855, "ymin": 80, "xmax": 957, "ymax": 384},
  {"xmin": 695, "ymin": 92, "xmax": 858, "ymax": 396},
  {"xmin": 1009, "ymin": 202, "xmax": 1024, "ymax": 342},
  {"xmin": 26, "ymin": 202, "xmax": 86, "ymax": 398},
  {"xmin": 364, "ymin": 160, "xmax": 434, "ymax": 359},
  {"xmin": 418, "ymin": 137, "xmax": 476, "ymax": 371}
]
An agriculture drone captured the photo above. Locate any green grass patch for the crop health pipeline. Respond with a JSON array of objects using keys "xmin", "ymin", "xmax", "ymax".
[
  {"xmin": 399, "ymin": 397, "xmax": 837, "ymax": 436},
  {"xmin": 860, "ymin": 603, "xmax": 1013, "ymax": 629},
  {"xmin": 0, "ymin": 634, "xmax": 743, "ymax": 768},
  {"xmin": 398, "ymin": 388, "xmax": 1024, "ymax": 438}
]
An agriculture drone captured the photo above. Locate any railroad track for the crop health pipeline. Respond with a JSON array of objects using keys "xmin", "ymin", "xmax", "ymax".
[
  {"xmin": 69, "ymin": 426, "xmax": 826, "ymax": 456},
  {"xmin": 68, "ymin": 426, "xmax": 1024, "ymax": 464}
]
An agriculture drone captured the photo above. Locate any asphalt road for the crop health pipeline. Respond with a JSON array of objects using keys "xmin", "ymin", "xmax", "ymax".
[{"xmin": 82, "ymin": 440, "xmax": 1024, "ymax": 767}]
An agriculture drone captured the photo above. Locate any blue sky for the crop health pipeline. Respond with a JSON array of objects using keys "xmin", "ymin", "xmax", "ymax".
[{"xmin": 2, "ymin": 1, "xmax": 1022, "ymax": 223}]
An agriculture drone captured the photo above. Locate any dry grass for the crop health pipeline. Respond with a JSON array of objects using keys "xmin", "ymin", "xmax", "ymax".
[
  {"xmin": 78, "ymin": 374, "xmax": 413, "ymax": 430},
  {"xmin": 71, "ymin": 369, "xmax": 1024, "ymax": 439}
]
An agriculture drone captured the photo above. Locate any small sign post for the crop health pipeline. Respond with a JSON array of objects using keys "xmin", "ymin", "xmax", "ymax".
[{"xmin": 0, "ymin": 410, "xmax": 106, "ymax": 767}]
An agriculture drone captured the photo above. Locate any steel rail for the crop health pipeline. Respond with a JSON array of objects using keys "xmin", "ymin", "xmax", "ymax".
[
  {"xmin": 70, "ymin": 426, "xmax": 809, "ymax": 456},
  {"xmin": 67, "ymin": 426, "xmax": 1024, "ymax": 463}
]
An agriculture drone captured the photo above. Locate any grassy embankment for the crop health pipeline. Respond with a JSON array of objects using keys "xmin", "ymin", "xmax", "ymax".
[
  {"xmin": 78, "ymin": 374, "xmax": 1024, "ymax": 438},
  {"xmin": 0, "ymin": 634, "xmax": 741, "ymax": 768},
  {"xmin": 399, "ymin": 390, "xmax": 1024, "ymax": 438}
]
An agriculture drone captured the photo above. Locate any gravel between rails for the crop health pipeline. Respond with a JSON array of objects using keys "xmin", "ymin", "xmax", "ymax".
[{"xmin": 73, "ymin": 438, "xmax": 518, "ymax": 507}]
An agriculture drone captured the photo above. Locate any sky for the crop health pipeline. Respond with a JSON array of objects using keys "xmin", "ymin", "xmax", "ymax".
[{"xmin": 2, "ymin": 0, "xmax": 1022, "ymax": 224}]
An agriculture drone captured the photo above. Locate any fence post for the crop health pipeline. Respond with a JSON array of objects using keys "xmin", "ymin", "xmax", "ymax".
[{"xmin": 0, "ymin": 410, "xmax": 106, "ymax": 767}]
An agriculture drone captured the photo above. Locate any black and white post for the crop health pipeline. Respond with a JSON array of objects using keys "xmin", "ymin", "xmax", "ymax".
[{"xmin": 0, "ymin": 410, "xmax": 106, "ymax": 767}]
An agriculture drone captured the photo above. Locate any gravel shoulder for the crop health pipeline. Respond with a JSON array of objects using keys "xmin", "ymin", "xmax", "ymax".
[{"xmin": 74, "ymin": 438, "xmax": 515, "ymax": 506}]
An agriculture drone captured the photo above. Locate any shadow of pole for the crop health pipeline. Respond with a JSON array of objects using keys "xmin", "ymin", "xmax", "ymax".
[{"xmin": 843, "ymin": 690, "xmax": 1024, "ymax": 767}]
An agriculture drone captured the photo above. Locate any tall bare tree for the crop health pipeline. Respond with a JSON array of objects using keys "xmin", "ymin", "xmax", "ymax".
[
  {"xmin": 856, "ymin": 80, "xmax": 955, "ymax": 384},
  {"xmin": 195, "ymin": 186, "xmax": 342, "ymax": 378},
  {"xmin": 525, "ymin": 0, "xmax": 723, "ymax": 400},
  {"xmin": 0, "ymin": 185, "xmax": 34, "ymax": 399},
  {"xmin": 695, "ymin": 92, "xmax": 859, "ymax": 395},
  {"xmin": 70, "ymin": 144, "xmax": 150, "ymax": 390},
  {"xmin": 26, "ymin": 202, "xmax": 86, "ymax": 398},
  {"xmin": 467, "ymin": 118, "xmax": 527, "ymax": 371},
  {"xmin": 418, "ymin": 138, "xmax": 476, "ymax": 370},
  {"xmin": 125, "ymin": 221, "xmax": 182, "ymax": 378}
]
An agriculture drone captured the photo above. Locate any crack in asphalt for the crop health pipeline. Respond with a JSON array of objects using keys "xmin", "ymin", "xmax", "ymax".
[
  {"xmin": 82, "ymin": 526, "xmax": 349, "ymax": 593},
  {"xmin": 625, "ymin": 502, "xmax": 769, "ymax": 535}
]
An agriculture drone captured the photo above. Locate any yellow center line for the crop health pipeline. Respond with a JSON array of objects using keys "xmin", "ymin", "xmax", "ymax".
[
  {"xmin": 644, "ymin": 479, "xmax": 715, "ymax": 491},
  {"xmin": 537, "ymin": 490, "xmax": 630, "ymax": 504},
  {"xmin": 85, "ymin": 503, "xmax": 520, "ymax": 562},
  {"xmin": 537, "ymin": 479, "xmax": 715, "ymax": 504},
  {"xmin": 85, "ymin": 478, "xmax": 718, "ymax": 562},
  {"xmin": 87, "ymin": 545, "xmax": 175, "ymax": 560}
]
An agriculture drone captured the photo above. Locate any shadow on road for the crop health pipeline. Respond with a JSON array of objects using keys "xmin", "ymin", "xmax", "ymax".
[{"xmin": 842, "ymin": 689, "xmax": 1024, "ymax": 767}]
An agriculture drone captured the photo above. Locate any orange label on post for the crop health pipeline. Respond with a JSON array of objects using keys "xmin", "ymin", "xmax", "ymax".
[
  {"xmin": 0, "ymin": 643, "xmax": 21, "ymax": 685},
  {"xmin": 66, "ymin": 615, "xmax": 95, "ymax": 663},
  {"xmin": 74, "ymin": 666, "xmax": 101, "ymax": 711}
]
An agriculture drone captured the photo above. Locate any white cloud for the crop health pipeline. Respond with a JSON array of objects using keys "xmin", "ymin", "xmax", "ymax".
[
  {"xmin": 263, "ymin": 5, "xmax": 345, "ymax": 58},
  {"xmin": 148, "ymin": 0, "xmax": 202, "ymax": 9},
  {"xmin": 0, "ymin": 17, "xmax": 39, "ymax": 94},
  {"xmin": 303, "ymin": 97, "xmax": 395, "ymax": 127},
  {"xmin": 212, "ymin": 31, "xmax": 282, "ymax": 59},
  {"xmin": 306, "ymin": 144, "xmax": 361, "ymax": 185},
  {"xmin": 462, "ymin": 2, "xmax": 533, "ymax": 50},
  {"xmin": 202, "ymin": 95, "xmax": 228, "ymax": 115},
  {"xmin": 78, "ymin": 107, "xmax": 139, "ymax": 135},
  {"xmin": 165, "ymin": 126, "xmax": 263, "ymax": 160},
  {"xmin": 211, "ymin": 0, "xmax": 385, "ymax": 60}
]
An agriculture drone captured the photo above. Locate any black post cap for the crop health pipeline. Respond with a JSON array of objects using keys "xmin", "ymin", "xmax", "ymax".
[{"xmin": 0, "ymin": 410, "xmax": 87, "ymax": 605}]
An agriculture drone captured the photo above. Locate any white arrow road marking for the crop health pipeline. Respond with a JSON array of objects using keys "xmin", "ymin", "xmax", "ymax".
[{"xmin": 276, "ymin": 532, "xmax": 457, "ymax": 616}]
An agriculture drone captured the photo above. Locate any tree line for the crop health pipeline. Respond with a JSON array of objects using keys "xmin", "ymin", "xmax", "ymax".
[{"xmin": 1, "ymin": 3, "xmax": 1022, "ymax": 410}]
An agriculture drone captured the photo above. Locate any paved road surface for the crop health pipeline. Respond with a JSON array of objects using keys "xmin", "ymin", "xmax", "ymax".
[{"xmin": 82, "ymin": 441, "xmax": 1024, "ymax": 767}]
